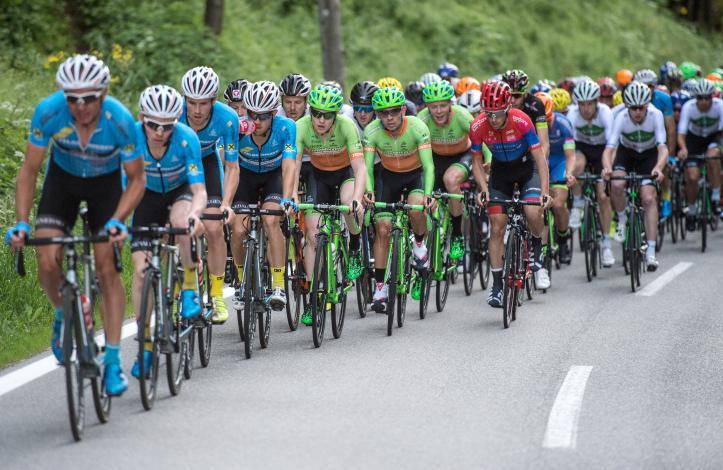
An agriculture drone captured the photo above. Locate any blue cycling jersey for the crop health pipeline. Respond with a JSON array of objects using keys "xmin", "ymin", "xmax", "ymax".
[
  {"xmin": 549, "ymin": 112, "xmax": 575, "ymax": 158},
  {"xmin": 28, "ymin": 90, "xmax": 139, "ymax": 178},
  {"xmin": 237, "ymin": 115, "xmax": 297, "ymax": 173},
  {"xmin": 652, "ymin": 89, "xmax": 673, "ymax": 117},
  {"xmin": 179, "ymin": 101, "xmax": 239, "ymax": 163},
  {"xmin": 135, "ymin": 122, "xmax": 205, "ymax": 193}
]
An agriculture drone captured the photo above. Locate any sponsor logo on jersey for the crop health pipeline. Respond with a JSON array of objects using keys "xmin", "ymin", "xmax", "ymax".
[
  {"xmin": 181, "ymin": 139, "xmax": 188, "ymax": 147},
  {"xmin": 124, "ymin": 144, "xmax": 135, "ymax": 153},
  {"xmin": 32, "ymin": 128, "xmax": 42, "ymax": 139},
  {"xmin": 227, "ymin": 143, "xmax": 235, "ymax": 151},
  {"xmin": 188, "ymin": 163, "xmax": 199, "ymax": 175},
  {"xmin": 52, "ymin": 127, "xmax": 74, "ymax": 140},
  {"xmin": 284, "ymin": 144, "xmax": 293, "ymax": 151}
]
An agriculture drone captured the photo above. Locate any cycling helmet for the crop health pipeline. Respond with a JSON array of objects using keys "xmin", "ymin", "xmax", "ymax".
[
  {"xmin": 422, "ymin": 80, "xmax": 455, "ymax": 103},
  {"xmin": 455, "ymin": 76, "xmax": 481, "ymax": 96},
  {"xmin": 670, "ymin": 89, "xmax": 692, "ymax": 110},
  {"xmin": 350, "ymin": 81, "xmax": 379, "ymax": 105},
  {"xmin": 223, "ymin": 79, "xmax": 250, "ymax": 103},
  {"xmin": 557, "ymin": 78, "xmax": 575, "ymax": 94},
  {"xmin": 481, "ymin": 80, "xmax": 512, "ymax": 111},
  {"xmin": 139, "ymin": 85, "xmax": 184, "ymax": 120},
  {"xmin": 634, "ymin": 69, "xmax": 658, "ymax": 86},
  {"xmin": 308, "ymin": 85, "xmax": 343, "ymax": 112},
  {"xmin": 666, "ymin": 67, "xmax": 684, "ymax": 86},
  {"xmin": 679, "ymin": 61, "xmax": 699, "ymax": 80},
  {"xmin": 279, "ymin": 73, "xmax": 311, "ymax": 97},
  {"xmin": 573, "ymin": 80, "xmax": 601, "ymax": 102},
  {"xmin": 597, "ymin": 77, "xmax": 617, "ymax": 97},
  {"xmin": 501, "ymin": 69, "xmax": 529, "ymax": 92},
  {"xmin": 659, "ymin": 61, "xmax": 677, "ymax": 83},
  {"xmin": 372, "ymin": 87, "xmax": 406, "ymax": 110},
  {"xmin": 376, "ymin": 76, "xmax": 402, "ymax": 90},
  {"xmin": 404, "ymin": 81, "xmax": 425, "ymax": 104},
  {"xmin": 419, "ymin": 72, "xmax": 442, "ymax": 86},
  {"xmin": 612, "ymin": 90, "xmax": 623, "ymax": 107},
  {"xmin": 530, "ymin": 80, "xmax": 552, "ymax": 95},
  {"xmin": 623, "ymin": 81, "xmax": 652, "ymax": 106},
  {"xmin": 682, "ymin": 78, "xmax": 698, "ymax": 93},
  {"xmin": 437, "ymin": 62, "xmax": 459, "ymax": 79},
  {"xmin": 488, "ymin": 73, "xmax": 503, "ymax": 82},
  {"xmin": 534, "ymin": 92, "xmax": 554, "ymax": 123},
  {"xmin": 550, "ymin": 88, "xmax": 571, "ymax": 112},
  {"xmin": 181, "ymin": 66, "xmax": 219, "ymax": 100},
  {"xmin": 706, "ymin": 72, "xmax": 722, "ymax": 82},
  {"xmin": 56, "ymin": 54, "xmax": 110, "ymax": 90},
  {"xmin": 692, "ymin": 79, "xmax": 715, "ymax": 97},
  {"xmin": 615, "ymin": 69, "xmax": 634, "ymax": 87},
  {"xmin": 244, "ymin": 80, "xmax": 281, "ymax": 113},
  {"xmin": 457, "ymin": 89, "xmax": 482, "ymax": 114}
]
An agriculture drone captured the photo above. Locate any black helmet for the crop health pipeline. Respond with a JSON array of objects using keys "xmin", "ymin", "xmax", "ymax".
[
  {"xmin": 350, "ymin": 81, "xmax": 379, "ymax": 104},
  {"xmin": 223, "ymin": 79, "xmax": 250, "ymax": 102},
  {"xmin": 404, "ymin": 81, "xmax": 425, "ymax": 104},
  {"xmin": 279, "ymin": 73, "xmax": 311, "ymax": 97}
]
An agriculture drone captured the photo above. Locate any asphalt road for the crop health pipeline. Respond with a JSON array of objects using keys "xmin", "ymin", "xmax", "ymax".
[{"xmin": 1, "ymin": 227, "xmax": 722, "ymax": 469}]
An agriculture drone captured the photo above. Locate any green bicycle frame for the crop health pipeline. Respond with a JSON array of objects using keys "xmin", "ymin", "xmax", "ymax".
[
  {"xmin": 374, "ymin": 202, "xmax": 425, "ymax": 292},
  {"xmin": 429, "ymin": 193, "xmax": 464, "ymax": 281}
]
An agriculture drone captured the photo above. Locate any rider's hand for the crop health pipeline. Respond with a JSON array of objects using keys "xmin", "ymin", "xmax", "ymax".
[
  {"xmin": 280, "ymin": 197, "xmax": 298, "ymax": 215},
  {"xmin": 566, "ymin": 173, "xmax": 577, "ymax": 187},
  {"xmin": 476, "ymin": 191, "xmax": 488, "ymax": 207},
  {"xmin": 351, "ymin": 198, "xmax": 364, "ymax": 216},
  {"xmin": 5, "ymin": 221, "xmax": 30, "ymax": 250},
  {"xmin": 187, "ymin": 214, "xmax": 203, "ymax": 237},
  {"xmin": 219, "ymin": 204, "xmax": 234, "ymax": 224},
  {"xmin": 363, "ymin": 192, "xmax": 375, "ymax": 207},
  {"xmin": 425, "ymin": 195, "xmax": 437, "ymax": 212},
  {"xmin": 104, "ymin": 218, "xmax": 128, "ymax": 243},
  {"xmin": 677, "ymin": 147, "xmax": 688, "ymax": 161},
  {"xmin": 541, "ymin": 194, "xmax": 553, "ymax": 209},
  {"xmin": 652, "ymin": 167, "xmax": 665, "ymax": 183},
  {"xmin": 601, "ymin": 167, "xmax": 613, "ymax": 181}
]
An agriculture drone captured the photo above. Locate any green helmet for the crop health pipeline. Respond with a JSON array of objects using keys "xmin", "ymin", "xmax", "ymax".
[
  {"xmin": 710, "ymin": 67, "xmax": 723, "ymax": 77},
  {"xmin": 372, "ymin": 86, "xmax": 406, "ymax": 110},
  {"xmin": 679, "ymin": 61, "xmax": 699, "ymax": 80},
  {"xmin": 307, "ymin": 85, "xmax": 343, "ymax": 112},
  {"xmin": 422, "ymin": 80, "xmax": 455, "ymax": 103}
]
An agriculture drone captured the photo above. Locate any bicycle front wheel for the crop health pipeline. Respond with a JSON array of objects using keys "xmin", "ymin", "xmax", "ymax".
[
  {"xmin": 243, "ymin": 245, "xmax": 257, "ymax": 359},
  {"xmin": 331, "ymin": 246, "xmax": 347, "ymax": 339},
  {"xmin": 311, "ymin": 236, "xmax": 329, "ymax": 347},
  {"xmin": 502, "ymin": 231, "xmax": 518, "ymax": 329},
  {"xmin": 62, "ymin": 286, "xmax": 86, "ymax": 441},
  {"xmin": 138, "ymin": 276, "xmax": 160, "ymax": 411},
  {"xmin": 387, "ymin": 232, "xmax": 400, "ymax": 336}
]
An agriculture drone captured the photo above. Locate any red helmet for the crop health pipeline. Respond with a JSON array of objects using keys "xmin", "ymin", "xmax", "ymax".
[
  {"xmin": 482, "ymin": 80, "xmax": 511, "ymax": 111},
  {"xmin": 597, "ymin": 77, "xmax": 616, "ymax": 97}
]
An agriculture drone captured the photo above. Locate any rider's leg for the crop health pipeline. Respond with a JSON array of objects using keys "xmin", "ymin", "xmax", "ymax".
[
  {"xmin": 407, "ymin": 191, "xmax": 427, "ymax": 237},
  {"xmin": 230, "ymin": 214, "xmax": 249, "ymax": 282}
]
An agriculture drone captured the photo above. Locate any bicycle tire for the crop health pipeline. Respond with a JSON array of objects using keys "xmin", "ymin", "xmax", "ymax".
[
  {"xmin": 166, "ymin": 264, "xmax": 185, "ymax": 397},
  {"xmin": 331, "ymin": 246, "xmax": 347, "ymax": 339},
  {"xmin": 243, "ymin": 244, "xmax": 257, "ymax": 359},
  {"xmin": 629, "ymin": 212, "xmax": 639, "ymax": 293},
  {"xmin": 311, "ymin": 235, "xmax": 328, "ymax": 347},
  {"xmin": 397, "ymin": 242, "xmax": 411, "ymax": 328},
  {"xmin": 89, "ymin": 299, "xmax": 111, "ymax": 424},
  {"xmin": 137, "ymin": 275, "xmax": 160, "ymax": 411},
  {"xmin": 502, "ymin": 230, "xmax": 517, "ymax": 329},
  {"xmin": 583, "ymin": 201, "xmax": 594, "ymax": 282},
  {"xmin": 258, "ymin": 259, "xmax": 272, "ymax": 349},
  {"xmin": 435, "ymin": 229, "xmax": 451, "ymax": 312},
  {"xmin": 197, "ymin": 248, "xmax": 212, "ymax": 367},
  {"xmin": 479, "ymin": 238, "xmax": 490, "ymax": 290},
  {"xmin": 284, "ymin": 233, "xmax": 302, "ymax": 331},
  {"xmin": 62, "ymin": 286, "xmax": 85, "ymax": 441},
  {"xmin": 462, "ymin": 216, "xmax": 476, "ymax": 296},
  {"xmin": 184, "ymin": 327, "xmax": 195, "ymax": 380},
  {"xmin": 387, "ymin": 232, "xmax": 400, "ymax": 336},
  {"xmin": 701, "ymin": 184, "xmax": 708, "ymax": 253}
]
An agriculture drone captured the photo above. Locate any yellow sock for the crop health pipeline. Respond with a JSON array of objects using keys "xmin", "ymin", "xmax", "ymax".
[
  {"xmin": 144, "ymin": 325, "xmax": 153, "ymax": 352},
  {"xmin": 662, "ymin": 189, "xmax": 671, "ymax": 201},
  {"xmin": 183, "ymin": 267, "xmax": 197, "ymax": 291},
  {"xmin": 236, "ymin": 264, "xmax": 244, "ymax": 282},
  {"xmin": 271, "ymin": 267, "xmax": 285, "ymax": 289},
  {"xmin": 210, "ymin": 274, "xmax": 225, "ymax": 298}
]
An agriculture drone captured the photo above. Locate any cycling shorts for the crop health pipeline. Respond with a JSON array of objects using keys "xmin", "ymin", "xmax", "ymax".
[
  {"xmin": 202, "ymin": 154, "xmax": 223, "ymax": 208},
  {"xmin": 131, "ymin": 185, "xmax": 192, "ymax": 252},
  {"xmin": 298, "ymin": 161, "xmax": 313, "ymax": 200},
  {"xmin": 683, "ymin": 134, "xmax": 719, "ymax": 168},
  {"xmin": 549, "ymin": 155, "xmax": 567, "ymax": 186},
  {"xmin": 305, "ymin": 165, "xmax": 354, "ymax": 205},
  {"xmin": 36, "ymin": 159, "xmax": 121, "ymax": 234},
  {"xmin": 376, "ymin": 167, "xmax": 424, "ymax": 204},
  {"xmin": 488, "ymin": 158, "xmax": 541, "ymax": 215},
  {"xmin": 613, "ymin": 146, "xmax": 658, "ymax": 185},
  {"xmin": 433, "ymin": 152, "xmax": 472, "ymax": 191},
  {"xmin": 232, "ymin": 166, "xmax": 283, "ymax": 212},
  {"xmin": 575, "ymin": 142, "xmax": 605, "ymax": 175}
]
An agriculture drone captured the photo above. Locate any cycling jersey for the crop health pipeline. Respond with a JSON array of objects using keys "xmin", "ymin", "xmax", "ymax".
[
  {"xmin": 363, "ymin": 116, "xmax": 434, "ymax": 195},
  {"xmin": 417, "ymin": 105, "xmax": 473, "ymax": 156},
  {"xmin": 607, "ymin": 106, "xmax": 667, "ymax": 153},
  {"xmin": 237, "ymin": 115, "xmax": 297, "ymax": 173},
  {"xmin": 135, "ymin": 122, "xmax": 204, "ymax": 194},
  {"xmin": 566, "ymin": 103, "xmax": 613, "ymax": 146},
  {"xmin": 28, "ymin": 90, "xmax": 139, "ymax": 178},
  {"xmin": 520, "ymin": 94, "xmax": 548, "ymax": 130},
  {"xmin": 296, "ymin": 114, "xmax": 363, "ymax": 171},
  {"xmin": 548, "ymin": 112, "xmax": 576, "ymax": 157},
  {"xmin": 652, "ymin": 89, "xmax": 673, "ymax": 117},
  {"xmin": 469, "ymin": 108, "xmax": 542, "ymax": 162},
  {"xmin": 180, "ymin": 101, "xmax": 239, "ymax": 163},
  {"xmin": 677, "ymin": 98, "xmax": 723, "ymax": 138}
]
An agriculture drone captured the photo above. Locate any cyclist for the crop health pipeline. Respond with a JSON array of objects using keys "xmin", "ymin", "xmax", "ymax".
[
  {"xmin": 180, "ymin": 66, "xmax": 240, "ymax": 324},
  {"xmin": 438, "ymin": 62, "xmax": 459, "ymax": 82},
  {"xmin": 296, "ymin": 85, "xmax": 367, "ymax": 324},
  {"xmin": 616, "ymin": 69, "xmax": 634, "ymax": 89},
  {"xmin": 550, "ymin": 88, "xmax": 572, "ymax": 115},
  {"xmin": 455, "ymin": 76, "xmax": 481, "ymax": 97},
  {"xmin": 677, "ymin": 79, "xmax": 723, "ymax": 231},
  {"xmin": 420, "ymin": 72, "xmax": 443, "ymax": 87},
  {"xmin": 378, "ymin": 77, "xmax": 417, "ymax": 115},
  {"xmin": 6, "ymin": 55, "xmax": 145, "ymax": 395},
  {"xmin": 469, "ymin": 80, "xmax": 551, "ymax": 306},
  {"xmin": 680, "ymin": 61, "xmax": 700, "ymax": 81},
  {"xmin": 232, "ymin": 81, "xmax": 297, "ymax": 311},
  {"xmin": 349, "ymin": 80, "xmax": 379, "ymax": 137},
  {"xmin": 458, "ymin": 89, "xmax": 482, "ymax": 117},
  {"xmin": 603, "ymin": 81, "xmax": 667, "ymax": 271},
  {"xmin": 671, "ymin": 89, "xmax": 692, "ymax": 124},
  {"xmin": 502, "ymin": 69, "xmax": 550, "ymax": 158},
  {"xmin": 223, "ymin": 79, "xmax": 250, "ymax": 117},
  {"xmin": 597, "ymin": 77, "xmax": 617, "ymax": 109},
  {"xmin": 129, "ymin": 85, "xmax": 206, "ymax": 378},
  {"xmin": 318, "ymin": 79, "xmax": 355, "ymax": 117},
  {"xmin": 279, "ymin": 72, "xmax": 311, "ymax": 121},
  {"xmin": 405, "ymin": 80, "xmax": 426, "ymax": 112},
  {"xmin": 363, "ymin": 87, "xmax": 435, "ymax": 313}
]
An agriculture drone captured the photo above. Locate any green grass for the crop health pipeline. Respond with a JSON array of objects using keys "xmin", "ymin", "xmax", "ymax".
[{"xmin": 0, "ymin": 0, "xmax": 721, "ymax": 368}]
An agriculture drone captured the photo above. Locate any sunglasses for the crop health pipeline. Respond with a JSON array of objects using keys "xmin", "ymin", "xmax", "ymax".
[
  {"xmin": 628, "ymin": 105, "xmax": 646, "ymax": 111},
  {"xmin": 353, "ymin": 104, "xmax": 374, "ymax": 113},
  {"xmin": 697, "ymin": 95, "xmax": 713, "ymax": 101},
  {"xmin": 248, "ymin": 111, "xmax": 274, "ymax": 121},
  {"xmin": 65, "ymin": 91, "xmax": 102, "ymax": 105},
  {"xmin": 377, "ymin": 107, "xmax": 402, "ymax": 118},
  {"xmin": 485, "ymin": 109, "xmax": 507, "ymax": 120},
  {"xmin": 310, "ymin": 108, "xmax": 337, "ymax": 120},
  {"xmin": 144, "ymin": 118, "xmax": 176, "ymax": 133}
]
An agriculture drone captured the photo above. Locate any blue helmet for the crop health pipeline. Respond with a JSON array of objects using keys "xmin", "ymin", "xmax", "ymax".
[
  {"xmin": 437, "ymin": 62, "xmax": 459, "ymax": 79},
  {"xmin": 659, "ymin": 61, "xmax": 677, "ymax": 84},
  {"xmin": 530, "ymin": 80, "xmax": 552, "ymax": 95},
  {"xmin": 670, "ymin": 89, "xmax": 692, "ymax": 110}
]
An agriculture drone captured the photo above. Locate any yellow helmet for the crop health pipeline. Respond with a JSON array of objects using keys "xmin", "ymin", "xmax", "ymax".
[
  {"xmin": 612, "ymin": 89, "xmax": 623, "ymax": 107},
  {"xmin": 377, "ymin": 77, "xmax": 403, "ymax": 89},
  {"xmin": 549, "ymin": 88, "xmax": 571, "ymax": 112}
]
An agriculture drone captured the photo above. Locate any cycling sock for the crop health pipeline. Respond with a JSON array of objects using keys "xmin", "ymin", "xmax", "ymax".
[
  {"xmin": 491, "ymin": 268, "xmax": 503, "ymax": 289},
  {"xmin": 646, "ymin": 240, "xmax": 656, "ymax": 257},
  {"xmin": 144, "ymin": 325, "xmax": 153, "ymax": 352},
  {"xmin": 662, "ymin": 189, "xmax": 671, "ymax": 201},
  {"xmin": 414, "ymin": 232, "xmax": 425, "ymax": 243},
  {"xmin": 617, "ymin": 211, "xmax": 627, "ymax": 225},
  {"xmin": 236, "ymin": 264, "xmax": 244, "ymax": 282},
  {"xmin": 210, "ymin": 274, "xmax": 225, "ymax": 297},
  {"xmin": 688, "ymin": 204, "xmax": 697, "ymax": 215},
  {"xmin": 104, "ymin": 343, "xmax": 120, "ymax": 366},
  {"xmin": 271, "ymin": 267, "xmax": 284, "ymax": 289},
  {"xmin": 573, "ymin": 195, "xmax": 584, "ymax": 208},
  {"xmin": 712, "ymin": 188, "xmax": 720, "ymax": 202},
  {"xmin": 349, "ymin": 233, "xmax": 360, "ymax": 251},
  {"xmin": 182, "ymin": 267, "xmax": 197, "ymax": 291},
  {"xmin": 375, "ymin": 268, "xmax": 385, "ymax": 282},
  {"xmin": 557, "ymin": 229, "xmax": 570, "ymax": 239},
  {"xmin": 54, "ymin": 307, "xmax": 63, "ymax": 322},
  {"xmin": 602, "ymin": 235, "xmax": 611, "ymax": 248},
  {"xmin": 451, "ymin": 215, "xmax": 462, "ymax": 237}
]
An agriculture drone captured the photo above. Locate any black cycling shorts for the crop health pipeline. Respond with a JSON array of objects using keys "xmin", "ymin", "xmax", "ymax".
[
  {"xmin": 612, "ymin": 146, "xmax": 658, "ymax": 185},
  {"xmin": 683, "ymin": 134, "xmax": 719, "ymax": 168},
  {"xmin": 305, "ymin": 165, "xmax": 354, "ymax": 205},
  {"xmin": 131, "ymin": 184, "xmax": 192, "ymax": 252},
  {"xmin": 202, "ymin": 153, "xmax": 223, "ymax": 208},
  {"xmin": 488, "ymin": 158, "xmax": 541, "ymax": 215},
  {"xmin": 575, "ymin": 142, "xmax": 605, "ymax": 175},
  {"xmin": 36, "ymin": 159, "xmax": 122, "ymax": 234},
  {"xmin": 232, "ymin": 166, "xmax": 283, "ymax": 212},
  {"xmin": 376, "ymin": 167, "xmax": 424, "ymax": 204},
  {"xmin": 433, "ymin": 153, "xmax": 472, "ymax": 191}
]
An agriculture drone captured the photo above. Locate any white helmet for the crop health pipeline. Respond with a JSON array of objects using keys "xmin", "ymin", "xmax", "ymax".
[
  {"xmin": 181, "ymin": 66, "xmax": 219, "ymax": 99},
  {"xmin": 623, "ymin": 81, "xmax": 652, "ymax": 107},
  {"xmin": 634, "ymin": 69, "xmax": 658, "ymax": 86},
  {"xmin": 139, "ymin": 85, "xmax": 183, "ymax": 120},
  {"xmin": 457, "ymin": 89, "xmax": 482, "ymax": 114},
  {"xmin": 572, "ymin": 80, "xmax": 601, "ymax": 102},
  {"xmin": 56, "ymin": 54, "xmax": 110, "ymax": 90},
  {"xmin": 682, "ymin": 78, "xmax": 698, "ymax": 93},
  {"xmin": 420, "ymin": 72, "xmax": 442, "ymax": 86},
  {"xmin": 245, "ymin": 80, "xmax": 281, "ymax": 113},
  {"xmin": 692, "ymin": 78, "xmax": 715, "ymax": 97},
  {"xmin": 318, "ymin": 80, "xmax": 342, "ymax": 92}
]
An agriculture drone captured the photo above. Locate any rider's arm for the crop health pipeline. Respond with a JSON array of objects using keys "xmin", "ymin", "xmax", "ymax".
[
  {"xmin": 677, "ymin": 102, "xmax": 690, "ymax": 157},
  {"xmin": 471, "ymin": 152, "xmax": 488, "ymax": 194},
  {"xmin": 15, "ymin": 143, "xmax": 46, "ymax": 224},
  {"xmin": 362, "ymin": 126, "xmax": 376, "ymax": 194},
  {"xmin": 603, "ymin": 112, "xmax": 624, "ymax": 173},
  {"xmin": 113, "ymin": 157, "xmax": 146, "ymax": 222},
  {"xmin": 185, "ymin": 132, "xmax": 208, "ymax": 216},
  {"xmin": 531, "ymin": 145, "xmax": 549, "ymax": 196},
  {"xmin": 294, "ymin": 117, "xmax": 308, "ymax": 198},
  {"xmin": 281, "ymin": 119, "xmax": 298, "ymax": 200},
  {"xmin": 415, "ymin": 124, "xmax": 434, "ymax": 196},
  {"xmin": 564, "ymin": 141, "xmax": 576, "ymax": 180},
  {"xmin": 221, "ymin": 112, "xmax": 240, "ymax": 210},
  {"xmin": 536, "ymin": 124, "xmax": 550, "ymax": 159},
  {"xmin": 469, "ymin": 117, "xmax": 489, "ymax": 192},
  {"xmin": 653, "ymin": 111, "xmax": 668, "ymax": 171},
  {"xmin": 342, "ymin": 117, "xmax": 367, "ymax": 200},
  {"xmin": 189, "ymin": 183, "xmax": 208, "ymax": 218}
]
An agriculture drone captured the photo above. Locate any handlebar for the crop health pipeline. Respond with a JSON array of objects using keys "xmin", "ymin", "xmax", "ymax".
[
  {"xmin": 430, "ymin": 190, "xmax": 464, "ymax": 201},
  {"xmin": 297, "ymin": 203, "xmax": 350, "ymax": 214},
  {"xmin": 234, "ymin": 206, "xmax": 286, "ymax": 216},
  {"xmin": 609, "ymin": 174, "xmax": 656, "ymax": 181},
  {"xmin": 199, "ymin": 209, "xmax": 229, "ymax": 221},
  {"xmin": 373, "ymin": 202, "xmax": 425, "ymax": 211}
]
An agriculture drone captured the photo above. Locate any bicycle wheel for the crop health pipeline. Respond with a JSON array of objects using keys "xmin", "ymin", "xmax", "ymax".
[
  {"xmin": 435, "ymin": 228, "xmax": 451, "ymax": 312},
  {"xmin": 311, "ymin": 236, "xmax": 328, "ymax": 347},
  {"xmin": 166, "ymin": 266, "xmax": 186, "ymax": 397},
  {"xmin": 137, "ymin": 276, "xmax": 160, "ymax": 411},
  {"xmin": 479, "ymin": 238, "xmax": 490, "ymax": 290},
  {"xmin": 356, "ymin": 268, "xmax": 371, "ymax": 318},
  {"xmin": 184, "ymin": 327, "xmax": 195, "ymax": 380},
  {"xmin": 502, "ymin": 231, "xmax": 518, "ymax": 329},
  {"xmin": 284, "ymin": 233, "xmax": 302, "ymax": 331},
  {"xmin": 197, "ymin": 252, "xmax": 212, "ymax": 367},
  {"xmin": 387, "ymin": 232, "xmax": 400, "ymax": 336},
  {"xmin": 331, "ymin": 247, "xmax": 347, "ymax": 339},
  {"xmin": 236, "ymin": 292, "xmax": 245, "ymax": 343},
  {"xmin": 62, "ymin": 286, "xmax": 85, "ymax": 441},
  {"xmin": 89, "ymin": 298, "xmax": 110, "ymax": 424},
  {"xmin": 582, "ymin": 201, "xmax": 594, "ymax": 282},
  {"xmin": 462, "ymin": 217, "xmax": 476, "ymax": 296},
  {"xmin": 243, "ymin": 246, "xmax": 257, "ymax": 359},
  {"xmin": 700, "ymin": 187, "xmax": 708, "ymax": 253},
  {"xmin": 258, "ymin": 262, "xmax": 272, "ymax": 349},
  {"xmin": 629, "ymin": 214, "xmax": 639, "ymax": 292},
  {"xmin": 397, "ymin": 244, "xmax": 411, "ymax": 328}
]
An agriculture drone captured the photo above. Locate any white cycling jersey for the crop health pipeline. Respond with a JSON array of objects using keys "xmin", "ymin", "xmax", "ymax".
[
  {"xmin": 607, "ymin": 105, "xmax": 666, "ymax": 153},
  {"xmin": 566, "ymin": 102, "xmax": 613, "ymax": 146},
  {"xmin": 677, "ymin": 97, "xmax": 723, "ymax": 137}
]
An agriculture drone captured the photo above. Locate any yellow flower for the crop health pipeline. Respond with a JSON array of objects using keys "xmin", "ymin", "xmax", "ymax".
[
  {"xmin": 111, "ymin": 75, "xmax": 121, "ymax": 85},
  {"xmin": 111, "ymin": 43, "xmax": 123, "ymax": 61},
  {"xmin": 43, "ymin": 51, "xmax": 66, "ymax": 70}
]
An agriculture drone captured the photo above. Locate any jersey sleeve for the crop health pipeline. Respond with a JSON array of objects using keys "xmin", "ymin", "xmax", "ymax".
[
  {"xmin": 281, "ymin": 120, "xmax": 297, "ymax": 161},
  {"xmin": 184, "ymin": 132, "xmax": 206, "ymax": 186},
  {"xmin": 656, "ymin": 92, "xmax": 673, "ymax": 117},
  {"xmin": 296, "ymin": 117, "xmax": 309, "ymax": 161},
  {"xmin": 342, "ymin": 118, "xmax": 364, "ymax": 161},
  {"xmin": 222, "ymin": 112, "xmax": 240, "ymax": 163},
  {"xmin": 412, "ymin": 119, "xmax": 434, "ymax": 194},
  {"xmin": 606, "ymin": 112, "xmax": 624, "ymax": 148},
  {"xmin": 28, "ymin": 102, "xmax": 52, "ymax": 148},
  {"xmin": 677, "ymin": 101, "xmax": 691, "ymax": 135},
  {"xmin": 654, "ymin": 110, "xmax": 667, "ymax": 147},
  {"xmin": 469, "ymin": 116, "xmax": 485, "ymax": 155}
]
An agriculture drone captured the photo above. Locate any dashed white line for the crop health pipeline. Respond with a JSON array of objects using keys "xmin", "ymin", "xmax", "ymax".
[
  {"xmin": 636, "ymin": 261, "xmax": 693, "ymax": 297},
  {"xmin": 543, "ymin": 365, "xmax": 593, "ymax": 449}
]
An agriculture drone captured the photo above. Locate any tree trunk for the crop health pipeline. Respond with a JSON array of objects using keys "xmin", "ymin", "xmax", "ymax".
[
  {"xmin": 64, "ymin": 0, "xmax": 89, "ymax": 52},
  {"xmin": 204, "ymin": 0, "xmax": 224, "ymax": 35},
  {"xmin": 317, "ymin": 0, "xmax": 345, "ymax": 91}
]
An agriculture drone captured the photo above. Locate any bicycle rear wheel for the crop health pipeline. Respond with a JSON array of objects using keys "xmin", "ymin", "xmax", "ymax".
[
  {"xmin": 311, "ymin": 236, "xmax": 328, "ymax": 347},
  {"xmin": 502, "ymin": 231, "xmax": 518, "ymax": 329},
  {"xmin": 138, "ymin": 276, "xmax": 160, "ymax": 411},
  {"xmin": 387, "ymin": 232, "xmax": 400, "ymax": 336},
  {"xmin": 62, "ymin": 286, "xmax": 86, "ymax": 441}
]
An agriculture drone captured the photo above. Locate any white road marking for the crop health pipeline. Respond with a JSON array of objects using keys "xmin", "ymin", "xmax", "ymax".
[
  {"xmin": 0, "ymin": 288, "xmax": 236, "ymax": 398},
  {"xmin": 636, "ymin": 261, "xmax": 693, "ymax": 297},
  {"xmin": 543, "ymin": 365, "xmax": 593, "ymax": 449}
]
